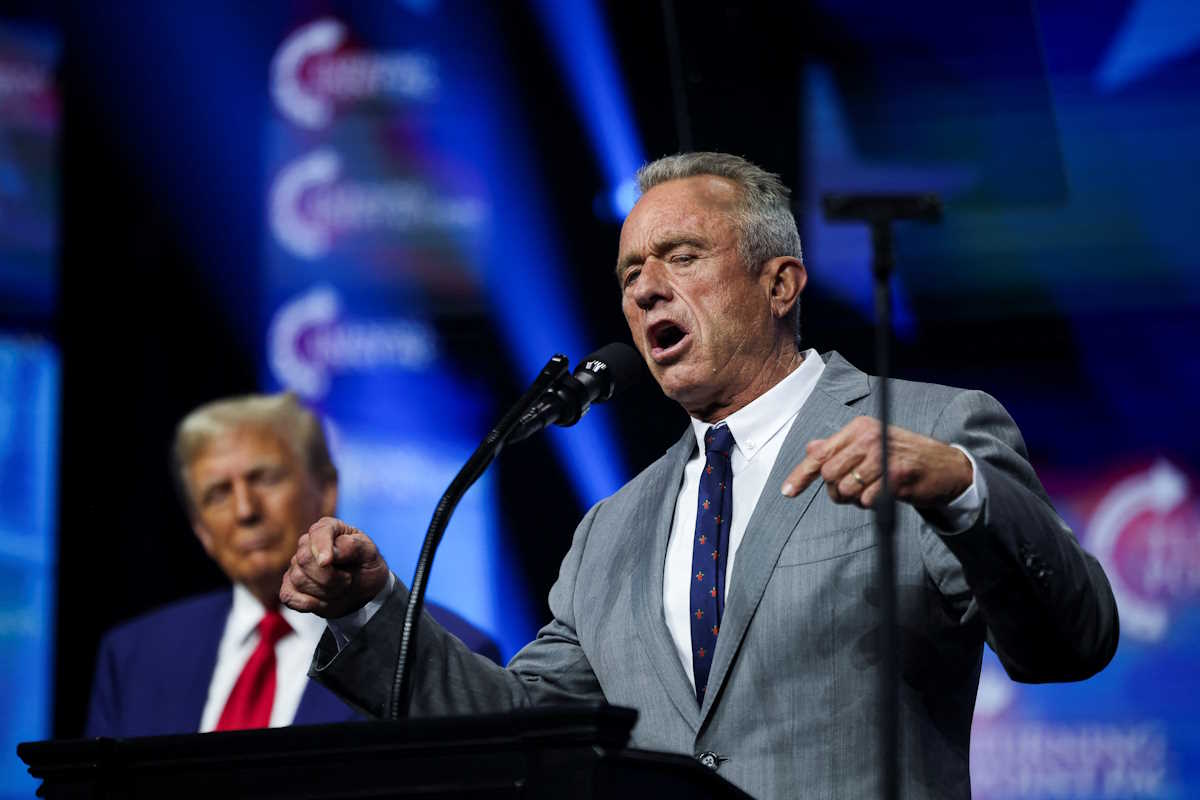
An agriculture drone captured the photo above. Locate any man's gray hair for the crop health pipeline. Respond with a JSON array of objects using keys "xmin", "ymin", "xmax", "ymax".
[
  {"xmin": 635, "ymin": 152, "xmax": 804, "ymax": 270},
  {"xmin": 171, "ymin": 392, "xmax": 336, "ymax": 516},
  {"xmin": 636, "ymin": 152, "xmax": 804, "ymax": 339}
]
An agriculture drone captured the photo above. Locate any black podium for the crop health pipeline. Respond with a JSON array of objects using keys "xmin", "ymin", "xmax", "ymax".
[{"xmin": 18, "ymin": 704, "xmax": 750, "ymax": 799}]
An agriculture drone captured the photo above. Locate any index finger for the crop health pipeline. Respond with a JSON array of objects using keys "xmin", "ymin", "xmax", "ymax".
[
  {"xmin": 307, "ymin": 516, "xmax": 352, "ymax": 567},
  {"xmin": 809, "ymin": 417, "xmax": 870, "ymax": 462},
  {"xmin": 781, "ymin": 455, "xmax": 823, "ymax": 497}
]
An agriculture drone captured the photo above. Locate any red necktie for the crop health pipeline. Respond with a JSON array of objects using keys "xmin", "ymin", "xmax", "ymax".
[{"xmin": 215, "ymin": 608, "xmax": 293, "ymax": 731}]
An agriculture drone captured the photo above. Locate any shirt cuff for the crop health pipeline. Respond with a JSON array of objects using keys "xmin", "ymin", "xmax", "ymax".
[
  {"xmin": 934, "ymin": 445, "xmax": 987, "ymax": 534},
  {"xmin": 326, "ymin": 571, "xmax": 397, "ymax": 651}
]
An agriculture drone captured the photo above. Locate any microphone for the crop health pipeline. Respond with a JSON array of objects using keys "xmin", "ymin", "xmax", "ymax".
[{"xmin": 508, "ymin": 343, "xmax": 645, "ymax": 444}]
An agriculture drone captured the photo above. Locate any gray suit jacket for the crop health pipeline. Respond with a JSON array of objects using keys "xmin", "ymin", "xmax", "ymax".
[{"xmin": 312, "ymin": 352, "xmax": 1118, "ymax": 799}]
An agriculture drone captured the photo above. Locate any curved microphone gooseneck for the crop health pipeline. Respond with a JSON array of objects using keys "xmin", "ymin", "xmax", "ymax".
[
  {"xmin": 388, "ymin": 353, "xmax": 567, "ymax": 720},
  {"xmin": 388, "ymin": 344, "xmax": 643, "ymax": 720}
]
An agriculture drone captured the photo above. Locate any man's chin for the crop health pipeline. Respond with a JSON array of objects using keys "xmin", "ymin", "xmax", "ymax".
[
  {"xmin": 655, "ymin": 366, "xmax": 711, "ymax": 410},
  {"xmin": 236, "ymin": 557, "xmax": 290, "ymax": 592}
]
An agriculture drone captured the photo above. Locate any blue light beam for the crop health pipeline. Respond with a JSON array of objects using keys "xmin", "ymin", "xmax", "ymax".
[{"xmin": 531, "ymin": 0, "xmax": 646, "ymax": 218}]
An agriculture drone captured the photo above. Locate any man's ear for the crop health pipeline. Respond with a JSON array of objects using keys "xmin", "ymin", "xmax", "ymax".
[
  {"xmin": 192, "ymin": 520, "xmax": 215, "ymax": 558},
  {"xmin": 763, "ymin": 256, "xmax": 807, "ymax": 319}
]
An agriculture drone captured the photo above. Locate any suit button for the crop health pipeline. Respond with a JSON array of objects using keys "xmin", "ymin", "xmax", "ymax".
[{"xmin": 697, "ymin": 751, "xmax": 720, "ymax": 771}]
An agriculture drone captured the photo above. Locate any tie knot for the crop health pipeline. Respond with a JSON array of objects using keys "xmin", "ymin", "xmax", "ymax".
[
  {"xmin": 704, "ymin": 424, "xmax": 735, "ymax": 458},
  {"xmin": 258, "ymin": 608, "xmax": 292, "ymax": 647}
]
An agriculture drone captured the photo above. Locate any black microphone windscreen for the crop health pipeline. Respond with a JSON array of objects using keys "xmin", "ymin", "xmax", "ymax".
[{"xmin": 579, "ymin": 342, "xmax": 646, "ymax": 398}]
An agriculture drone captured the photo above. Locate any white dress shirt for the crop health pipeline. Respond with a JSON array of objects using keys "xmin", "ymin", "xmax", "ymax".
[
  {"xmin": 199, "ymin": 583, "xmax": 329, "ymax": 731},
  {"xmin": 663, "ymin": 349, "xmax": 824, "ymax": 686},
  {"xmin": 663, "ymin": 349, "xmax": 984, "ymax": 686}
]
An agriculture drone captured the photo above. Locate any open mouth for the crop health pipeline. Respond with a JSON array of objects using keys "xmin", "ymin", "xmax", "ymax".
[{"xmin": 647, "ymin": 319, "xmax": 691, "ymax": 361}]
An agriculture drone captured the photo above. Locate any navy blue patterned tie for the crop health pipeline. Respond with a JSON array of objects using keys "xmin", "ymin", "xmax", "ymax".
[{"xmin": 690, "ymin": 424, "xmax": 734, "ymax": 704}]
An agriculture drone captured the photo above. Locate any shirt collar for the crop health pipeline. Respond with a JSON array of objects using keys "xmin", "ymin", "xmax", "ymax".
[
  {"xmin": 229, "ymin": 582, "xmax": 325, "ymax": 645},
  {"xmin": 228, "ymin": 583, "xmax": 269, "ymax": 646},
  {"xmin": 688, "ymin": 348, "xmax": 825, "ymax": 462}
]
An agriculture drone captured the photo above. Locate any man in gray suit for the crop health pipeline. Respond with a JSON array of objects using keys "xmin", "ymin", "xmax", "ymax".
[{"xmin": 281, "ymin": 152, "xmax": 1118, "ymax": 799}]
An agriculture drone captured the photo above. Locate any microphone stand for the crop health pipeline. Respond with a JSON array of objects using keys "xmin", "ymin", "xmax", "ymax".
[
  {"xmin": 821, "ymin": 193, "xmax": 941, "ymax": 800},
  {"xmin": 389, "ymin": 354, "xmax": 571, "ymax": 720}
]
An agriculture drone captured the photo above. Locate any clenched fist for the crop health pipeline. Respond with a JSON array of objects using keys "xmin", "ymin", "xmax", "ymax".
[{"xmin": 280, "ymin": 517, "xmax": 391, "ymax": 619}]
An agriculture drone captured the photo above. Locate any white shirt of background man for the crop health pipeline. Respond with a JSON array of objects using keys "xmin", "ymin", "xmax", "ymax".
[{"xmin": 199, "ymin": 583, "xmax": 329, "ymax": 731}]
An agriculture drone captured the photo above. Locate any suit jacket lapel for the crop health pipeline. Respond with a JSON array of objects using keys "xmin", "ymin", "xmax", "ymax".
[
  {"xmin": 183, "ymin": 591, "xmax": 233, "ymax": 731},
  {"xmin": 294, "ymin": 679, "xmax": 361, "ymax": 724},
  {"xmin": 698, "ymin": 352, "xmax": 871, "ymax": 725},
  {"xmin": 633, "ymin": 426, "xmax": 703, "ymax": 733}
]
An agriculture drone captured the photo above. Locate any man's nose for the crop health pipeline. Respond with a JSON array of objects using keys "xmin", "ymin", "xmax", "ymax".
[
  {"xmin": 632, "ymin": 258, "xmax": 671, "ymax": 310},
  {"xmin": 232, "ymin": 481, "xmax": 261, "ymax": 522}
]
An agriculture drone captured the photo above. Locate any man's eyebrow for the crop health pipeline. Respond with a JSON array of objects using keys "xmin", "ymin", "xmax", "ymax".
[
  {"xmin": 247, "ymin": 458, "xmax": 288, "ymax": 476},
  {"xmin": 658, "ymin": 235, "xmax": 707, "ymax": 253},
  {"xmin": 615, "ymin": 236, "xmax": 709, "ymax": 279},
  {"xmin": 195, "ymin": 458, "xmax": 286, "ymax": 489},
  {"xmin": 197, "ymin": 476, "xmax": 229, "ymax": 497}
]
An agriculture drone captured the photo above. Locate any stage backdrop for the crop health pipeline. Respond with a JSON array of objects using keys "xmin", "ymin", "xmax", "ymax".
[
  {"xmin": 0, "ymin": 20, "xmax": 58, "ymax": 800},
  {"xmin": 798, "ymin": 2, "xmax": 1200, "ymax": 796},
  {"xmin": 259, "ymin": 4, "xmax": 631, "ymax": 661}
]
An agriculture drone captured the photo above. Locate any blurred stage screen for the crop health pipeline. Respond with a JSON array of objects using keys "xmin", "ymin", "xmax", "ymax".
[
  {"xmin": 259, "ymin": 5, "xmax": 629, "ymax": 661},
  {"xmin": 0, "ymin": 20, "xmax": 58, "ymax": 798}
]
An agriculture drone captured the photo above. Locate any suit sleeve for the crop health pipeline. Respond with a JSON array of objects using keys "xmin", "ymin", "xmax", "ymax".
[
  {"xmin": 309, "ymin": 502, "xmax": 608, "ymax": 718},
  {"xmin": 84, "ymin": 633, "xmax": 120, "ymax": 737},
  {"xmin": 925, "ymin": 389, "xmax": 1119, "ymax": 683}
]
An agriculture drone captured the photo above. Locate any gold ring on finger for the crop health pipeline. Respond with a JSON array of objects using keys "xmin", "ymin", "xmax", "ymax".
[{"xmin": 851, "ymin": 470, "xmax": 867, "ymax": 487}]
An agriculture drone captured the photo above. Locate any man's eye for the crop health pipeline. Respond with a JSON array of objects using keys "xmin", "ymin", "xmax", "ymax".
[
  {"xmin": 623, "ymin": 268, "xmax": 641, "ymax": 288},
  {"xmin": 257, "ymin": 467, "xmax": 288, "ymax": 486},
  {"xmin": 670, "ymin": 253, "xmax": 696, "ymax": 264},
  {"xmin": 203, "ymin": 486, "xmax": 230, "ymax": 507}
]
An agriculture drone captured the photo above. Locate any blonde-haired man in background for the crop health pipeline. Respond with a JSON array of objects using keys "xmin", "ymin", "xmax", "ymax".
[{"xmin": 86, "ymin": 393, "xmax": 499, "ymax": 737}]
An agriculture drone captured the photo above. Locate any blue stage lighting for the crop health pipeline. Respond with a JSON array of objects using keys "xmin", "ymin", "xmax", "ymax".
[
  {"xmin": 1097, "ymin": 0, "xmax": 1200, "ymax": 91},
  {"xmin": 0, "ymin": 336, "xmax": 59, "ymax": 796},
  {"xmin": 531, "ymin": 0, "xmax": 645, "ymax": 219},
  {"xmin": 611, "ymin": 177, "xmax": 640, "ymax": 218}
]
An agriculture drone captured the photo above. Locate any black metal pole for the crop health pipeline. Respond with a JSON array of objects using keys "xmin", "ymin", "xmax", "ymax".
[
  {"xmin": 821, "ymin": 192, "xmax": 941, "ymax": 800},
  {"xmin": 658, "ymin": 0, "xmax": 693, "ymax": 152},
  {"xmin": 871, "ymin": 221, "xmax": 899, "ymax": 800}
]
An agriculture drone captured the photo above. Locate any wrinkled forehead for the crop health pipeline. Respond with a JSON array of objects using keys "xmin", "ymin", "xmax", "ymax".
[
  {"xmin": 620, "ymin": 175, "xmax": 742, "ymax": 248},
  {"xmin": 189, "ymin": 424, "xmax": 296, "ymax": 475}
]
